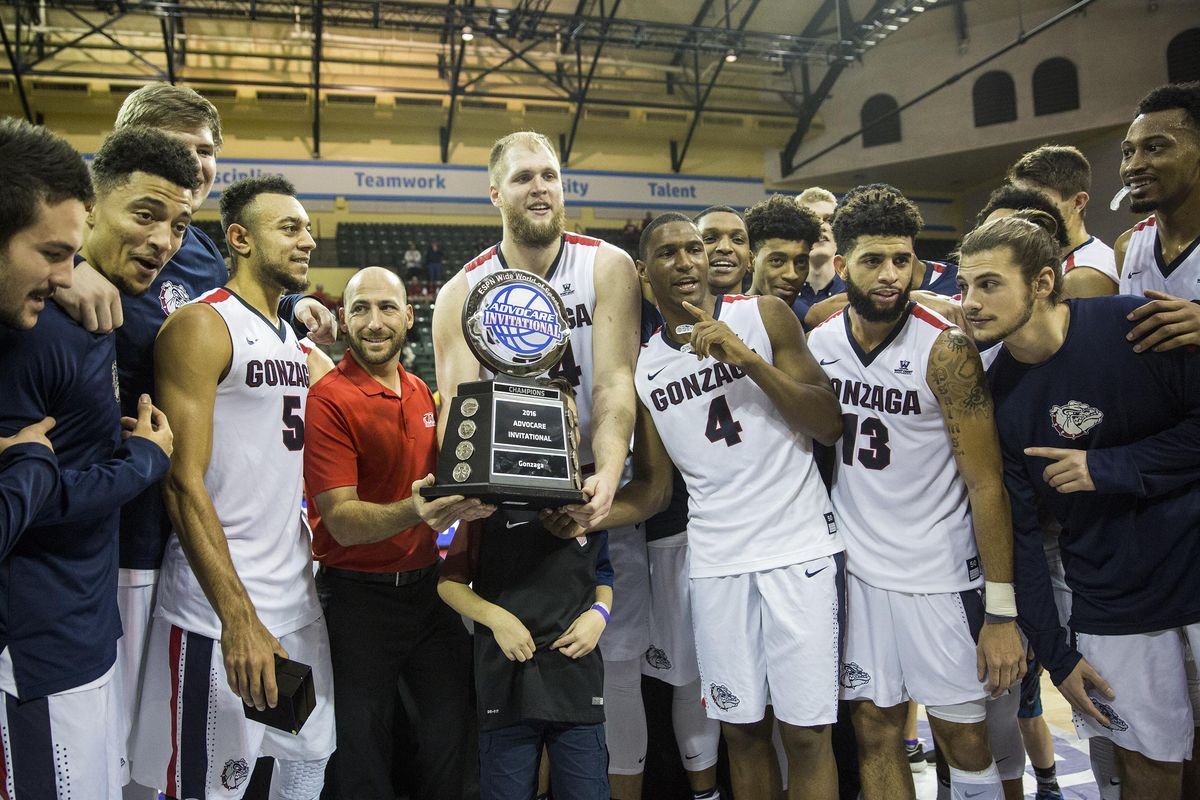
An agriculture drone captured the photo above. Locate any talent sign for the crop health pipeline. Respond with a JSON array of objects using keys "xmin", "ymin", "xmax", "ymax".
[{"xmin": 422, "ymin": 270, "xmax": 586, "ymax": 507}]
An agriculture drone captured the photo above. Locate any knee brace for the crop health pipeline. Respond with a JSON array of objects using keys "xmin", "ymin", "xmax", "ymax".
[
  {"xmin": 269, "ymin": 757, "xmax": 329, "ymax": 800},
  {"xmin": 984, "ymin": 692, "xmax": 1026, "ymax": 781},
  {"xmin": 603, "ymin": 658, "xmax": 647, "ymax": 775},
  {"xmin": 671, "ymin": 679, "xmax": 720, "ymax": 771}
]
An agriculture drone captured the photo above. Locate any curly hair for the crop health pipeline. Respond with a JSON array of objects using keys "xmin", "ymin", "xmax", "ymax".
[
  {"xmin": 1137, "ymin": 81, "xmax": 1200, "ymax": 131},
  {"xmin": 973, "ymin": 184, "xmax": 1070, "ymax": 249},
  {"xmin": 91, "ymin": 127, "xmax": 201, "ymax": 198},
  {"xmin": 831, "ymin": 185, "xmax": 923, "ymax": 257},
  {"xmin": 744, "ymin": 194, "xmax": 821, "ymax": 252},
  {"xmin": 959, "ymin": 210, "xmax": 1064, "ymax": 304}
]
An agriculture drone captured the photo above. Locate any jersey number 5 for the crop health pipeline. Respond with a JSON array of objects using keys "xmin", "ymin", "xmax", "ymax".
[
  {"xmin": 705, "ymin": 395, "xmax": 743, "ymax": 447},
  {"xmin": 282, "ymin": 395, "xmax": 304, "ymax": 451},
  {"xmin": 841, "ymin": 412, "xmax": 890, "ymax": 469}
]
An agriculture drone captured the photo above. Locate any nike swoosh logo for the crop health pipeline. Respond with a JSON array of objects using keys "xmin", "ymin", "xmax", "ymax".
[
  {"xmin": 506, "ymin": 520, "xmax": 530, "ymax": 529},
  {"xmin": 965, "ymin": 792, "xmax": 985, "ymax": 799},
  {"xmin": 647, "ymin": 366, "xmax": 667, "ymax": 381},
  {"xmin": 805, "ymin": 566, "xmax": 828, "ymax": 578},
  {"xmin": 683, "ymin": 752, "xmax": 701, "ymax": 760},
  {"xmin": 819, "ymin": 358, "xmax": 839, "ymax": 365},
  {"xmin": 1127, "ymin": 270, "xmax": 1143, "ymax": 277}
]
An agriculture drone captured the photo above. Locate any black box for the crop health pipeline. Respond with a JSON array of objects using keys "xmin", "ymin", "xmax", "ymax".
[{"xmin": 242, "ymin": 656, "xmax": 316, "ymax": 735}]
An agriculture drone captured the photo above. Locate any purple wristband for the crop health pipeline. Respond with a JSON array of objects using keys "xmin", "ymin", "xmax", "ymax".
[{"xmin": 590, "ymin": 603, "xmax": 610, "ymax": 623}]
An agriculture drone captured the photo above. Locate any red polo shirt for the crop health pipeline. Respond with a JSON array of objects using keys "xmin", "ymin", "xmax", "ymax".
[{"xmin": 305, "ymin": 354, "xmax": 440, "ymax": 572}]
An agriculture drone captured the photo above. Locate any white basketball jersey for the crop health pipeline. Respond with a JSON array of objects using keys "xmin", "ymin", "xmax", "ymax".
[
  {"xmin": 156, "ymin": 288, "xmax": 322, "ymax": 639},
  {"xmin": 464, "ymin": 234, "xmax": 600, "ymax": 466},
  {"xmin": 1062, "ymin": 236, "xmax": 1118, "ymax": 285},
  {"xmin": 636, "ymin": 295, "xmax": 843, "ymax": 579},
  {"xmin": 807, "ymin": 304, "xmax": 981, "ymax": 593},
  {"xmin": 1120, "ymin": 215, "xmax": 1200, "ymax": 299}
]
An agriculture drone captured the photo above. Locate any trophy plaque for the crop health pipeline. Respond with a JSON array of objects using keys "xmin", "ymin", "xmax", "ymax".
[{"xmin": 421, "ymin": 269, "xmax": 586, "ymax": 508}]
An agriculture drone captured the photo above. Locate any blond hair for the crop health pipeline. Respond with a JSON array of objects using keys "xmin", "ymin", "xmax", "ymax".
[
  {"xmin": 488, "ymin": 131, "xmax": 557, "ymax": 185},
  {"xmin": 115, "ymin": 83, "xmax": 224, "ymax": 150},
  {"xmin": 796, "ymin": 187, "xmax": 837, "ymax": 207}
]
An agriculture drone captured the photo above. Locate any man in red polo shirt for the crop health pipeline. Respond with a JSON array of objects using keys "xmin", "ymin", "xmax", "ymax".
[{"xmin": 305, "ymin": 266, "xmax": 494, "ymax": 800}]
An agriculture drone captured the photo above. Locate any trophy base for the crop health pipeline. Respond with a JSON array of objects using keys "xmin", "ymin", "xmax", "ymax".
[{"xmin": 421, "ymin": 482, "xmax": 586, "ymax": 509}]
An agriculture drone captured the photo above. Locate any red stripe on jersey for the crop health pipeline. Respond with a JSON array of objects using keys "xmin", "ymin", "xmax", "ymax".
[
  {"xmin": 201, "ymin": 288, "xmax": 232, "ymax": 305},
  {"xmin": 298, "ymin": 341, "xmax": 312, "ymax": 354},
  {"xmin": 563, "ymin": 233, "xmax": 601, "ymax": 247},
  {"xmin": 912, "ymin": 305, "xmax": 950, "ymax": 331},
  {"xmin": 1133, "ymin": 215, "xmax": 1157, "ymax": 233},
  {"xmin": 721, "ymin": 294, "xmax": 756, "ymax": 303},
  {"xmin": 1064, "ymin": 251, "xmax": 1076, "ymax": 273},
  {"xmin": 463, "ymin": 246, "xmax": 498, "ymax": 273},
  {"xmin": 811, "ymin": 308, "xmax": 845, "ymax": 331},
  {"xmin": 927, "ymin": 260, "xmax": 947, "ymax": 274},
  {"xmin": 166, "ymin": 625, "xmax": 184, "ymax": 798}
]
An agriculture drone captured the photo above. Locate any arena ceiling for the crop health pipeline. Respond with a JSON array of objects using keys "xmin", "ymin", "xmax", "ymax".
[{"xmin": 1, "ymin": 0, "xmax": 1089, "ymax": 174}]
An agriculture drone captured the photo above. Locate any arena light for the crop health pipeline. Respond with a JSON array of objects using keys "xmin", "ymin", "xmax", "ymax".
[
  {"xmin": 884, "ymin": 23, "xmax": 899, "ymax": 30},
  {"xmin": 461, "ymin": 25, "xmax": 474, "ymax": 42},
  {"xmin": 724, "ymin": 49, "xmax": 738, "ymax": 63},
  {"xmin": 912, "ymin": 5, "xmax": 925, "ymax": 10}
]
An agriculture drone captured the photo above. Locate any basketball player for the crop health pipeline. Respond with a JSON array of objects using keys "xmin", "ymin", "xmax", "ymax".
[
  {"xmin": 433, "ymin": 130, "xmax": 639, "ymax": 526},
  {"xmin": 958, "ymin": 210, "xmax": 1200, "ymax": 800},
  {"xmin": 746, "ymin": 194, "xmax": 814, "ymax": 307},
  {"xmin": 558, "ymin": 212, "xmax": 846, "ymax": 799},
  {"xmin": 806, "ymin": 186, "xmax": 1025, "ymax": 800},
  {"xmin": 1119, "ymin": 82, "xmax": 1200, "ymax": 354},
  {"xmin": 800, "ymin": 185, "xmax": 965, "ymax": 332},
  {"xmin": 695, "ymin": 205, "xmax": 752, "ymax": 295},
  {"xmin": 131, "ymin": 176, "xmax": 334, "ymax": 800},
  {"xmin": 1008, "ymin": 145, "xmax": 1118, "ymax": 298},
  {"xmin": 0, "ymin": 125, "xmax": 189, "ymax": 797}
]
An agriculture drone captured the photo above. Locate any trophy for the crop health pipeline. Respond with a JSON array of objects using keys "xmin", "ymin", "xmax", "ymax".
[{"xmin": 421, "ymin": 269, "xmax": 586, "ymax": 508}]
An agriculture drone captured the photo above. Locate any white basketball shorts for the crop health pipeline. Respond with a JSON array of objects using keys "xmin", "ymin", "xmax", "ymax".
[{"xmin": 641, "ymin": 532, "xmax": 701, "ymax": 687}]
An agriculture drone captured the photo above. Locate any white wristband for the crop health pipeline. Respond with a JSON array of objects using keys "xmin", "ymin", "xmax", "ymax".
[{"xmin": 984, "ymin": 581, "xmax": 1017, "ymax": 618}]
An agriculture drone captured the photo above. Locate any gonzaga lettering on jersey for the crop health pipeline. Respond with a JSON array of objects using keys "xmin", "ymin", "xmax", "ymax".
[
  {"xmin": 636, "ymin": 295, "xmax": 842, "ymax": 579},
  {"xmin": 1062, "ymin": 236, "xmax": 1118, "ymax": 285},
  {"xmin": 807, "ymin": 304, "xmax": 981, "ymax": 593},
  {"xmin": 464, "ymin": 234, "xmax": 600, "ymax": 466},
  {"xmin": 156, "ymin": 288, "xmax": 322, "ymax": 639},
  {"xmin": 1120, "ymin": 215, "xmax": 1200, "ymax": 297}
]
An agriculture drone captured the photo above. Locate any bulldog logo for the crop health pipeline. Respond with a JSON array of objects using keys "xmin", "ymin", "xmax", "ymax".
[
  {"xmin": 709, "ymin": 683, "xmax": 740, "ymax": 711},
  {"xmin": 645, "ymin": 645, "xmax": 672, "ymax": 671},
  {"xmin": 1049, "ymin": 400, "xmax": 1103, "ymax": 440},
  {"xmin": 840, "ymin": 662, "xmax": 871, "ymax": 689},
  {"xmin": 1092, "ymin": 700, "xmax": 1129, "ymax": 732},
  {"xmin": 221, "ymin": 758, "xmax": 250, "ymax": 790}
]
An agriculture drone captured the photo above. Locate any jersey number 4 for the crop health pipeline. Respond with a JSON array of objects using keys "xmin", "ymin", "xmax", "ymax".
[
  {"xmin": 705, "ymin": 395, "xmax": 743, "ymax": 446},
  {"xmin": 548, "ymin": 344, "xmax": 583, "ymax": 387},
  {"xmin": 841, "ymin": 412, "xmax": 890, "ymax": 469},
  {"xmin": 282, "ymin": 395, "xmax": 305, "ymax": 451}
]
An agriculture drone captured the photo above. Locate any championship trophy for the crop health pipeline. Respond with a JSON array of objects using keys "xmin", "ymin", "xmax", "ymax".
[{"xmin": 421, "ymin": 269, "xmax": 586, "ymax": 508}]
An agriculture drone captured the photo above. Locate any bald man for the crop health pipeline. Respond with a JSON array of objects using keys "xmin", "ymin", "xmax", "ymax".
[{"xmin": 304, "ymin": 267, "xmax": 493, "ymax": 799}]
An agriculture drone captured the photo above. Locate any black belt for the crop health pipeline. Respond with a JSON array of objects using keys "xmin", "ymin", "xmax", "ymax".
[{"xmin": 321, "ymin": 561, "xmax": 438, "ymax": 587}]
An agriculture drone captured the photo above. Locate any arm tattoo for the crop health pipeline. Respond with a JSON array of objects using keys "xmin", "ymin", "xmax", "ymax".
[{"xmin": 928, "ymin": 329, "xmax": 993, "ymax": 448}]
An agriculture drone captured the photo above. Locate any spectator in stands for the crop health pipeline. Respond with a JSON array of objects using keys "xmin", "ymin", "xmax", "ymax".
[
  {"xmin": 310, "ymin": 283, "xmax": 338, "ymax": 312},
  {"xmin": 641, "ymin": 210, "xmax": 653, "ymax": 231},
  {"xmin": 404, "ymin": 241, "xmax": 423, "ymax": 280},
  {"xmin": 424, "ymin": 241, "xmax": 444, "ymax": 288}
]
